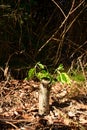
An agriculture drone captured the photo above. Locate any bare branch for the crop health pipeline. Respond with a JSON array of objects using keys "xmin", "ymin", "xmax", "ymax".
[
  {"xmin": 70, "ymin": 41, "xmax": 87, "ymax": 58},
  {"xmin": 70, "ymin": 0, "xmax": 85, "ymax": 15},
  {"xmin": 38, "ymin": 0, "xmax": 85, "ymax": 52},
  {"xmin": 51, "ymin": 0, "xmax": 66, "ymax": 18},
  {"xmin": 61, "ymin": 4, "xmax": 86, "ymax": 38},
  {"xmin": 38, "ymin": 0, "xmax": 75, "ymax": 52}
]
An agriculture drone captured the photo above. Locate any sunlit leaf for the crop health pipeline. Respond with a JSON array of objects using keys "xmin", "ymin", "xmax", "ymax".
[
  {"xmin": 27, "ymin": 68, "xmax": 36, "ymax": 79},
  {"xmin": 57, "ymin": 64, "xmax": 64, "ymax": 71},
  {"xmin": 37, "ymin": 62, "xmax": 45, "ymax": 69},
  {"xmin": 57, "ymin": 72, "xmax": 71, "ymax": 84},
  {"xmin": 55, "ymin": 64, "xmax": 64, "ymax": 73},
  {"xmin": 36, "ymin": 70, "xmax": 51, "ymax": 80}
]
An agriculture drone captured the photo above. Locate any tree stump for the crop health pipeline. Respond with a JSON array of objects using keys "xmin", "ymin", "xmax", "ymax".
[{"xmin": 39, "ymin": 79, "xmax": 50, "ymax": 115}]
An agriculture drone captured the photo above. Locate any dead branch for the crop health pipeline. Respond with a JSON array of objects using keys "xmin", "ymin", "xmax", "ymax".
[
  {"xmin": 38, "ymin": 0, "xmax": 85, "ymax": 52},
  {"xmin": 51, "ymin": 0, "xmax": 66, "ymax": 18},
  {"xmin": 60, "ymin": 4, "xmax": 86, "ymax": 37}
]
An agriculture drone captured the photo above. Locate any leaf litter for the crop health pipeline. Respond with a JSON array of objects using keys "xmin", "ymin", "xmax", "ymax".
[{"xmin": 0, "ymin": 79, "xmax": 87, "ymax": 130}]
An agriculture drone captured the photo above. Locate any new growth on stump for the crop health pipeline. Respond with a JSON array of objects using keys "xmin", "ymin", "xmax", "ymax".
[{"xmin": 25, "ymin": 63, "xmax": 71, "ymax": 116}]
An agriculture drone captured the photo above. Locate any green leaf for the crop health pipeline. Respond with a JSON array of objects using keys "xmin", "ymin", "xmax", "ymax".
[
  {"xmin": 37, "ymin": 62, "xmax": 45, "ymax": 69},
  {"xmin": 27, "ymin": 68, "xmax": 36, "ymax": 79},
  {"xmin": 57, "ymin": 64, "xmax": 64, "ymax": 71},
  {"xmin": 54, "ymin": 64, "xmax": 64, "ymax": 74},
  {"xmin": 57, "ymin": 72, "xmax": 71, "ymax": 84},
  {"xmin": 36, "ymin": 70, "xmax": 51, "ymax": 80}
]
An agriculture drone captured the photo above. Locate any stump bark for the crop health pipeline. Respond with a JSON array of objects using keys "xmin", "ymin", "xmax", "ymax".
[{"xmin": 39, "ymin": 79, "xmax": 50, "ymax": 115}]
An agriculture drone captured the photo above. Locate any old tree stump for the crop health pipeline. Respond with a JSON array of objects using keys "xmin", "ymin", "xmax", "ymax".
[{"xmin": 39, "ymin": 79, "xmax": 51, "ymax": 115}]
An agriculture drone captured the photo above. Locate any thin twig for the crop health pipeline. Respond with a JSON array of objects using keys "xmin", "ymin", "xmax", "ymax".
[
  {"xmin": 61, "ymin": 4, "xmax": 86, "ymax": 38},
  {"xmin": 65, "ymin": 38, "xmax": 86, "ymax": 56},
  {"xmin": 70, "ymin": 0, "xmax": 85, "ymax": 15},
  {"xmin": 54, "ymin": 24, "xmax": 67, "ymax": 65},
  {"xmin": 70, "ymin": 41, "xmax": 87, "ymax": 58},
  {"xmin": 78, "ymin": 55, "xmax": 87, "ymax": 87},
  {"xmin": 6, "ymin": 121, "xmax": 19, "ymax": 129},
  {"xmin": 38, "ymin": 0, "xmax": 75, "ymax": 52},
  {"xmin": 51, "ymin": 0, "xmax": 66, "ymax": 18}
]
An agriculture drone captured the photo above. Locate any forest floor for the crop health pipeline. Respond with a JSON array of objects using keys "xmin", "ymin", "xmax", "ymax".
[{"xmin": 0, "ymin": 79, "xmax": 87, "ymax": 130}]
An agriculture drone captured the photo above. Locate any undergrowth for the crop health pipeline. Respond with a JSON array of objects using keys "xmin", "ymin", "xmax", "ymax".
[{"xmin": 25, "ymin": 62, "xmax": 71, "ymax": 85}]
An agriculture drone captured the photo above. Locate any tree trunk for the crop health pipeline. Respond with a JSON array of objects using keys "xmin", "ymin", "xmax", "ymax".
[{"xmin": 39, "ymin": 79, "xmax": 50, "ymax": 115}]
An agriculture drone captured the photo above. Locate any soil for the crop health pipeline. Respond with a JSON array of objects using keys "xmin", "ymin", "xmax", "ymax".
[{"xmin": 0, "ymin": 79, "xmax": 87, "ymax": 130}]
